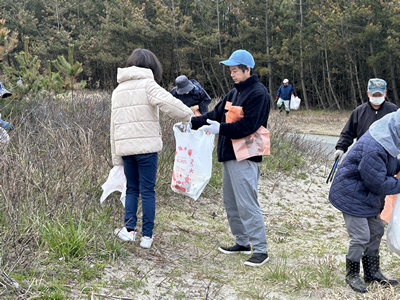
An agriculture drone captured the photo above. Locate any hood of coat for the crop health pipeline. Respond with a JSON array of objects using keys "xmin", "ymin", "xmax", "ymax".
[
  {"xmin": 369, "ymin": 109, "xmax": 400, "ymax": 157},
  {"xmin": 117, "ymin": 66, "xmax": 154, "ymax": 84}
]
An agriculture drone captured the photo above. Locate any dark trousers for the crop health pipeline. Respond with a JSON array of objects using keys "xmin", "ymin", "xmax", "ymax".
[{"xmin": 123, "ymin": 152, "xmax": 158, "ymax": 237}]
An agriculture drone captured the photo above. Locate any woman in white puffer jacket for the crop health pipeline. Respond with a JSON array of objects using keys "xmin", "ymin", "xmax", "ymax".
[{"xmin": 111, "ymin": 48, "xmax": 192, "ymax": 248}]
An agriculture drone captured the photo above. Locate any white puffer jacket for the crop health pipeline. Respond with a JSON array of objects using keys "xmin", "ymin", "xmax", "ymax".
[{"xmin": 111, "ymin": 66, "xmax": 192, "ymax": 165}]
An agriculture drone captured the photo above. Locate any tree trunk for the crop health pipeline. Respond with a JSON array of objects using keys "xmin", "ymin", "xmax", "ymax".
[
  {"xmin": 321, "ymin": 52, "xmax": 332, "ymax": 107},
  {"xmin": 217, "ymin": 0, "xmax": 230, "ymax": 91},
  {"xmin": 171, "ymin": 0, "xmax": 182, "ymax": 72},
  {"xmin": 265, "ymin": 0, "xmax": 274, "ymax": 109},
  {"xmin": 309, "ymin": 62, "xmax": 326, "ymax": 110},
  {"xmin": 324, "ymin": 48, "xmax": 341, "ymax": 110},
  {"xmin": 369, "ymin": 41, "xmax": 377, "ymax": 78},
  {"xmin": 299, "ymin": 0, "xmax": 309, "ymax": 109},
  {"xmin": 349, "ymin": 63, "xmax": 358, "ymax": 108},
  {"xmin": 354, "ymin": 62, "xmax": 363, "ymax": 104},
  {"xmin": 389, "ymin": 52, "xmax": 400, "ymax": 105},
  {"xmin": 209, "ymin": 53, "xmax": 226, "ymax": 96},
  {"xmin": 197, "ymin": 45, "xmax": 217, "ymax": 99},
  {"xmin": 55, "ymin": 0, "xmax": 60, "ymax": 32}
]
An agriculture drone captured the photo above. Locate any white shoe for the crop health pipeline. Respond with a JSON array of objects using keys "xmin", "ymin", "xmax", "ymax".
[
  {"xmin": 114, "ymin": 227, "xmax": 136, "ymax": 241},
  {"xmin": 140, "ymin": 236, "xmax": 153, "ymax": 248}
]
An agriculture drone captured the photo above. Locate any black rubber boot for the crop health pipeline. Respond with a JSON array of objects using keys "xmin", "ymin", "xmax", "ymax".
[
  {"xmin": 286, "ymin": 111, "xmax": 289, "ymax": 116},
  {"xmin": 279, "ymin": 107, "xmax": 282, "ymax": 113},
  {"xmin": 346, "ymin": 258, "xmax": 367, "ymax": 293},
  {"xmin": 362, "ymin": 255, "xmax": 398, "ymax": 286}
]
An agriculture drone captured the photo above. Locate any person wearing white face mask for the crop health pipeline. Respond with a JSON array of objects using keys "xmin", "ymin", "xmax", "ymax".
[
  {"xmin": 334, "ymin": 78, "xmax": 397, "ymax": 162},
  {"xmin": 333, "ymin": 78, "xmax": 398, "ymax": 213}
]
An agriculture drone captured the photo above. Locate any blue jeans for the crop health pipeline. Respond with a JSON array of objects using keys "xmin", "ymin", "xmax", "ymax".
[{"xmin": 122, "ymin": 152, "xmax": 158, "ymax": 237}]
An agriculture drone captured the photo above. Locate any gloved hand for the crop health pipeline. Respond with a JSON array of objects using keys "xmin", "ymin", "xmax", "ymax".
[
  {"xmin": 334, "ymin": 149, "xmax": 344, "ymax": 161},
  {"xmin": 177, "ymin": 122, "xmax": 191, "ymax": 133},
  {"xmin": 2, "ymin": 122, "xmax": 14, "ymax": 132},
  {"xmin": 199, "ymin": 119, "xmax": 220, "ymax": 134}
]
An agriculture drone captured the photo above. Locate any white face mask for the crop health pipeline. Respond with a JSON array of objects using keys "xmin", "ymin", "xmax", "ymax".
[{"xmin": 369, "ymin": 96, "xmax": 385, "ymax": 106}]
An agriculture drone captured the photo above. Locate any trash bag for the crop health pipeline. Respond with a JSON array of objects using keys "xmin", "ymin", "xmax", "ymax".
[
  {"xmin": 100, "ymin": 165, "xmax": 127, "ymax": 207},
  {"xmin": 290, "ymin": 95, "xmax": 301, "ymax": 110},
  {"xmin": 171, "ymin": 123, "xmax": 215, "ymax": 200},
  {"xmin": 387, "ymin": 193, "xmax": 400, "ymax": 256},
  {"xmin": 0, "ymin": 128, "xmax": 9, "ymax": 145}
]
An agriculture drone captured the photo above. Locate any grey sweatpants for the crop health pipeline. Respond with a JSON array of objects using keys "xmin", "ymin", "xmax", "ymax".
[
  {"xmin": 222, "ymin": 159, "xmax": 267, "ymax": 253},
  {"xmin": 343, "ymin": 212, "xmax": 384, "ymax": 262}
]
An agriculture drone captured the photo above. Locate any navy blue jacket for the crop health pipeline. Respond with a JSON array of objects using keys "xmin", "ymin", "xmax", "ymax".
[
  {"xmin": 191, "ymin": 75, "xmax": 270, "ymax": 162},
  {"xmin": 329, "ymin": 130, "xmax": 400, "ymax": 218},
  {"xmin": 170, "ymin": 80, "xmax": 211, "ymax": 114},
  {"xmin": 276, "ymin": 84, "xmax": 294, "ymax": 100}
]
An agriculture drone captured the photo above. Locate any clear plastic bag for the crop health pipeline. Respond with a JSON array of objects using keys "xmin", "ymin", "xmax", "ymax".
[
  {"xmin": 386, "ymin": 194, "xmax": 400, "ymax": 255},
  {"xmin": 100, "ymin": 165, "xmax": 127, "ymax": 207},
  {"xmin": 171, "ymin": 123, "xmax": 215, "ymax": 200}
]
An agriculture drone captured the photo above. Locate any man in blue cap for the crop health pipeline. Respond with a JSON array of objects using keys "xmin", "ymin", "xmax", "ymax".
[
  {"xmin": 334, "ymin": 78, "xmax": 397, "ymax": 162},
  {"xmin": 190, "ymin": 49, "xmax": 270, "ymax": 267}
]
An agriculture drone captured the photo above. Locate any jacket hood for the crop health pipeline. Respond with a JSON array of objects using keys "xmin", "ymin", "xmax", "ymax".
[
  {"xmin": 369, "ymin": 109, "xmax": 400, "ymax": 157},
  {"xmin": 117, "ymin": 66, "xmax": 154, "ymax": 83}
]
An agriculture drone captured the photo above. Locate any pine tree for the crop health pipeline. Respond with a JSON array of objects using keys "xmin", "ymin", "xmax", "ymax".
[
  {"xmin": 0, "ymin": 18, "xmax": 18, "ymax": 63},
  {"xmin": 52, "ymin": 44, "xmax": 85, "ymax": 90}
]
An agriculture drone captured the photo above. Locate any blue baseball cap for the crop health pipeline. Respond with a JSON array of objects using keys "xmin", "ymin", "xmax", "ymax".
[
  {"xmin": 219, "ymin": 50, "xmax": 255, "ymax": 68},
  {"xmin": 368, "ymin": 78, "xmax": 386, "ymax": 95}
]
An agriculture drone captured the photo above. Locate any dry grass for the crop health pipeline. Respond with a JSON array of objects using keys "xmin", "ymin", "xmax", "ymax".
[{"xmin": 276, "ymin": 109, "xmax": 352, "ymax": 136}]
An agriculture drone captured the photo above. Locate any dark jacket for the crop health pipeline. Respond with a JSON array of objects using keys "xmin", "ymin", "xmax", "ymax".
[
  {"xmin": 329, "ymin": 131, "xmax": 400, "ymax": 218},
  {"xmin": 191, "ymin": 75, "xmax": 270, "ymax": 163},
  {"xmin": 336, "ymin": 101, "xmax": 398, "ymax": 153},
  {"xmin": 170, "ymin": 80, "xmax": 212, "ymax": 114},
  {"xmin": 276, "ymin": 84, "xmax": 294, "ymax": 100}
]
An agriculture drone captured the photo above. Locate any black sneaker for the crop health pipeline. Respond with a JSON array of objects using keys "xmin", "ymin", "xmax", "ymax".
[
  {"xmin": 218, "ymin": 243, "xmax": 251, "ymax": 255},
  {"xmin": 244, "ymin": 252, "xmax": 269, "ymax": 267}
]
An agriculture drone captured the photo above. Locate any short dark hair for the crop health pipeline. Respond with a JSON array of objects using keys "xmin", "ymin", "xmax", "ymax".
[
  {"xmin": 238, "ymin": 64, "xmax": 253, "ymax": 75},
  {"xmin": 126, "ymin": 48, "xmax": 163, "ymax": 82}
]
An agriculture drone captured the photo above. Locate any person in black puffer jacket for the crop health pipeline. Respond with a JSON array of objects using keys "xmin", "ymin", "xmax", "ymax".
[{"xmin": 329, "ymin": 109, "xmax": 400, "ymax": 293}]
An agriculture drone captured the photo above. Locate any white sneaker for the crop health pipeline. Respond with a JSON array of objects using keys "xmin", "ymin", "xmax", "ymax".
[
  {"xmin": 114, "ymin": 227, "xmax": 136, "ymax": 241},
  {"xmin": 140, "ymin": 236, "xmax": 153, "ymax": 248}
]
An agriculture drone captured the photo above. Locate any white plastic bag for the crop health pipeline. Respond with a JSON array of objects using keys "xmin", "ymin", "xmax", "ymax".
[
  {"xmin": 0, "ymin": 128, "xmax": 9, "ymax": 144},
  {"xmin": 100, "ymin": 165, "xmax": 127, "ymax": 207},
  {"xmin": 171, "ymin": 123, "xmax": 215, "ymax": 200},
  {"xmin": 290, "ymin": 95, "xmax": 301, "ymax": 110},
  {"xmin": 387, "ymin": 194, "xmax": 400, "ymax": 256}
]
